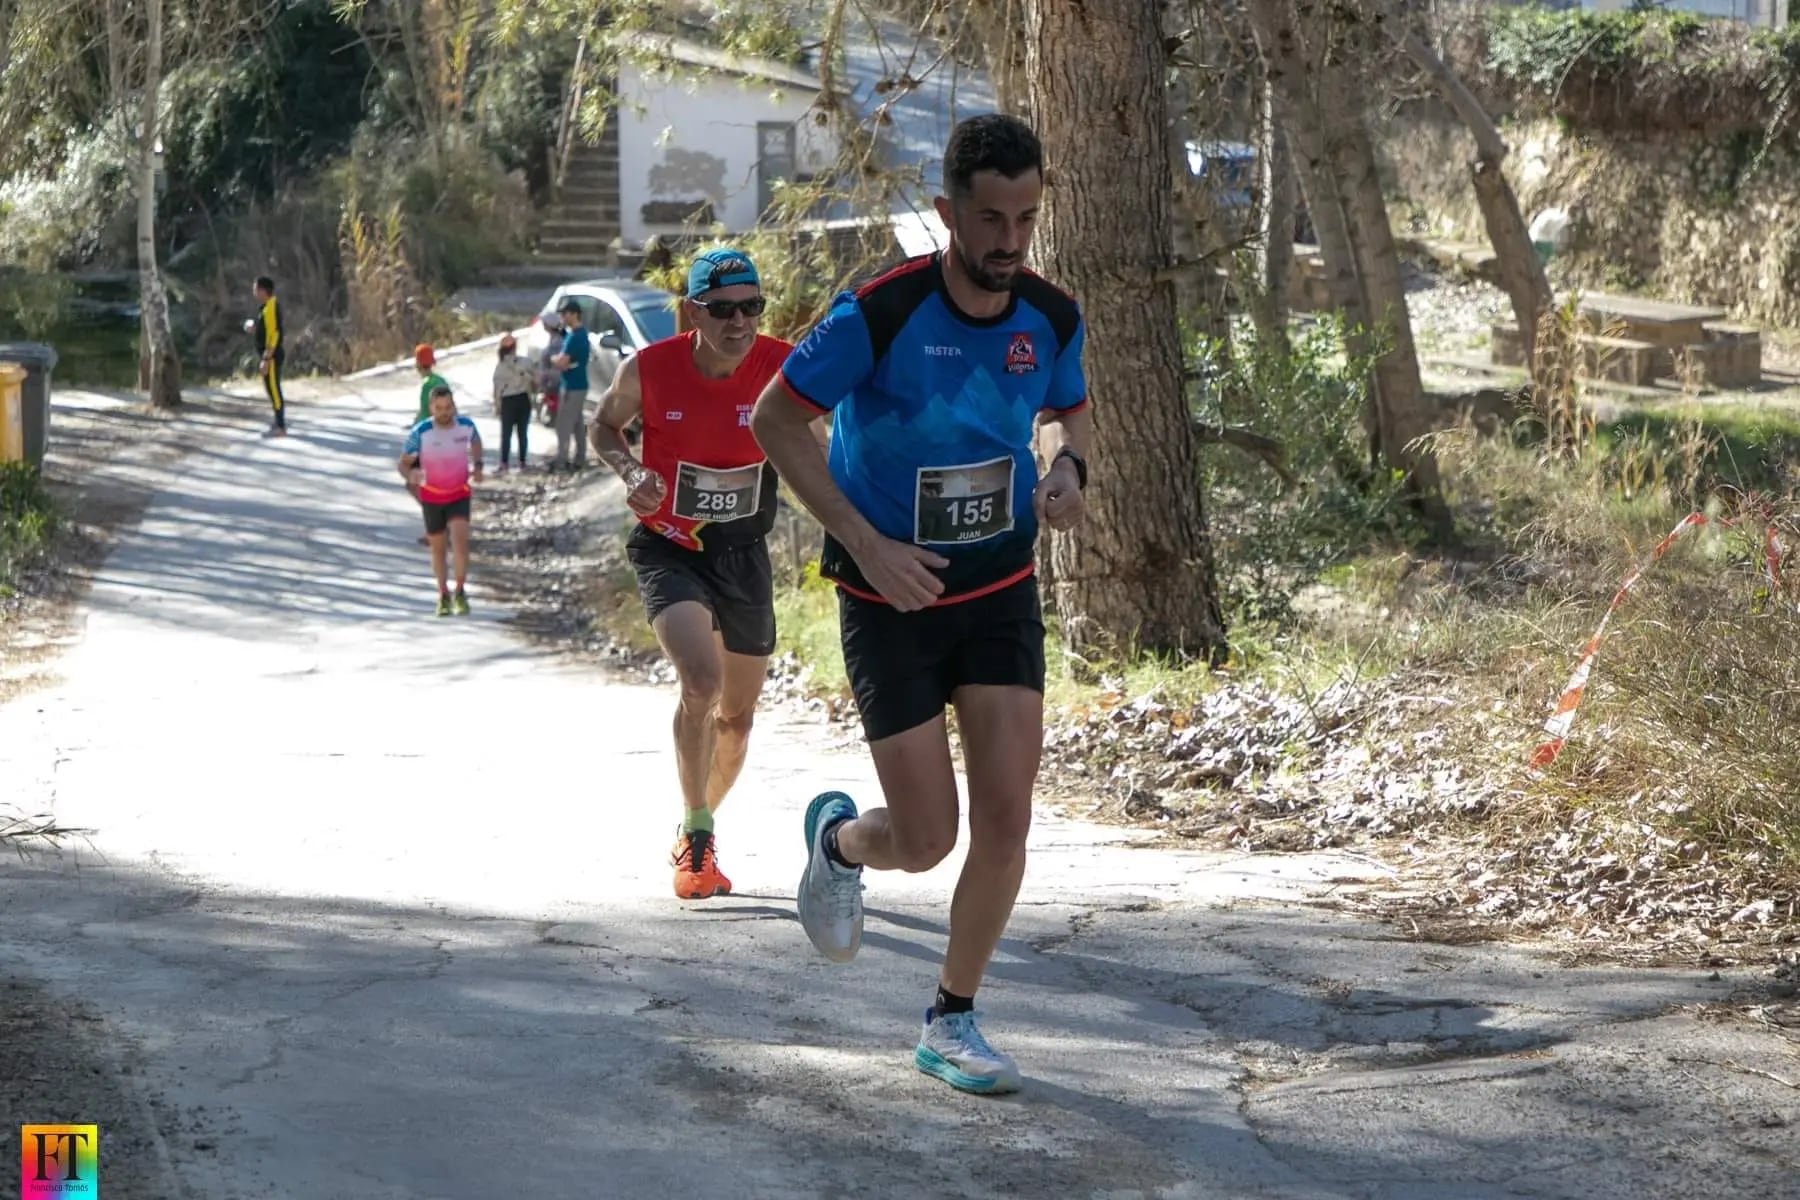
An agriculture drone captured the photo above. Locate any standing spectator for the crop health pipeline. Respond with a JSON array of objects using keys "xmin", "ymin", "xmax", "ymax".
[
  {"xmin": 492, "ymin": 333, "xmax": 536, "ymax": 471},
  {"xmin": 246, "ymin": 275, "xmax": 287, "ymax": 437},
  {"xmin": 550, "ymin": 299, "xmax": 590, "ymax": 471}
]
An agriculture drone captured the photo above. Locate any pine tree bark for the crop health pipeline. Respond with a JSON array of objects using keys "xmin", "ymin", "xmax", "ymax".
[
  {"xmin": 136, "ymin": 0, "xmax": 182, "ymax": 410},
  {"xmin": 1023, "ymin": 0, "xmax": 1225, "ymax": 658}
]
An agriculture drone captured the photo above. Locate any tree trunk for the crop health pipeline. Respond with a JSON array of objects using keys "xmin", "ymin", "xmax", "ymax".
[
  {"xmin": 1389, "ymin": 26, "xmax": 1551, "ymax": 365},
  {"xmin": 1162, "ymin": 7, "xmax": 1227, "ymax": 347},
  {"xmin": 1024, "ymin": 0, "xmax": 1226, "ymax": 659},
  {"xmin": 1293, "ymin": 150, "xmax": 1381, "ymax": 464},
  {"xmin": 1247, "ymin": 0, "xmax": 1365, "ymax": 324},
  {"xmin": 1308, "ymin": 11, "xmax": 1447, "ymax": 525},
  {"xmin": 1319, "ymin": 74, "xmax": 1447, "ymax": 518},
  {"xmin": 1247, "ymin": 0, "xmax": 1377, "ymax": 457},
  {"xmin": 1252, "ymin": 71, "xmax": 1296, "ymax": 347},
  {"xmin": 136, "ymin": 0, "xmax": 181, "ymax": 410},
  {"xmin": 967, "ymin": 0, "xmax": 1030, "ymax": 116}
]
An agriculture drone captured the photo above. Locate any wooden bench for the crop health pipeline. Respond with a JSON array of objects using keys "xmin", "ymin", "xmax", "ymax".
[
  {"xmin": 1576, "ymin": 292, "xmax": 1728, "ymax": 379},
  {"xmin": 1488, "ymin": 322, "xmax": 1657, "ymax": 386},
  {"xmin": 1577, "ymin": 333, "xmax": 1658, "ymax": 386},
  {"xmin": 1490, "ymin": 320, "xmax": 1527, "ymax": 367},
  {"xmin": 1700, "ymin": 322, "xmax": 1763, "ymax": 389}
]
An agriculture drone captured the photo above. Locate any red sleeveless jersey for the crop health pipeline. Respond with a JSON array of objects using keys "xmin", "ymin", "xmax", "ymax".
[{"xmin": 635, "ymin": 331, "xmax": 792, "ymax": 551}]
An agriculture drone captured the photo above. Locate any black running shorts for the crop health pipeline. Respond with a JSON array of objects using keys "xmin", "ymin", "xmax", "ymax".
[
  {"xmin": 421, "ymin": 496, "xmax": 472, "ymax": 535},
  {"xmin": 627, "ymin": 523, "xmax": 776, "ymax": 657},
  {"xmin": 838, "ymin": 574, "xmax": 1046, "ymax": 743}
]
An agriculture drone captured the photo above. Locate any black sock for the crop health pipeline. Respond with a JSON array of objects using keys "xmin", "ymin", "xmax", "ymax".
[
  {"xmin": 822, "ymin": 817, "xmax": 858, "ymax": 869},
  {"xmin": 933, "ymin": 986, "xmax": 975, "ymax": 1019}
]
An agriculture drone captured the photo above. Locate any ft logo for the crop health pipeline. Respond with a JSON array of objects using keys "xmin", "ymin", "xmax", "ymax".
[{"xmin": 20, "ymin": 1125, "xmax": 98, "ymax": 1197}]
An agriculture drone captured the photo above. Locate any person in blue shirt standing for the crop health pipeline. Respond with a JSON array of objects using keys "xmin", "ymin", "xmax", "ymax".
[
  {"xmin": 550, "ymin": 296, "xmax": 592, "ymax": 471},
  {"xmin": 751, "ymin": 112, "xmax": 1092, "ymax": 1096}
]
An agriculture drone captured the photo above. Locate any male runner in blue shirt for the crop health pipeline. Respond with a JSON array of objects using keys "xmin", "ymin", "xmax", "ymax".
[{"xmin": 752, "ymin": 113, "xmax": 1092, "ymax": 1095}]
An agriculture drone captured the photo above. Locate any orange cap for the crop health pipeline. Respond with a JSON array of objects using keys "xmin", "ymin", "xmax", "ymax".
[{"xmin": 414, "ymin": 343, "xmax": 436, "ymax": 368}]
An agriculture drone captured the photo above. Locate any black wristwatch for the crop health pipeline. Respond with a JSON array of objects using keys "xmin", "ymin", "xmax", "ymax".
[{"xmin": 1054, "ymin": 445, "xmax": 1088, "ymax": 491}]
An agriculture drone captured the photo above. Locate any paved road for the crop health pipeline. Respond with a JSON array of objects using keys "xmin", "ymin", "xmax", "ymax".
[{"xmin": 2, "ymin": 346, "xmax": 1796, "ymax": 1199}]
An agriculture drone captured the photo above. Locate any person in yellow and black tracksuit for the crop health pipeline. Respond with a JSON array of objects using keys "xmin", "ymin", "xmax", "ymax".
[{"xmin": 249, "ymin": 275, "xmax": 288, "ymax": 437}]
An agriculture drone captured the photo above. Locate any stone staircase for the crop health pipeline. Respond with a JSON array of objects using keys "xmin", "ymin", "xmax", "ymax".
[{"xmin": 535, "ymin": 109, "xmax": 623, "ymax": 270}]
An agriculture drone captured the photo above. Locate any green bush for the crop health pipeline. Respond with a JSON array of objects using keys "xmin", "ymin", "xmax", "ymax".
[
  {"xmin": 473, "ymin": 40, "xmax": 579, "ymax": 204},
  {"xmin": 1484, "ymin": 6, "xmax": 1707, "ymax": 93},
  {"xmin": 0, "ymin": 132, "xmax": 135, "ymax": 269},
  {"xmin": 1191, "ymin": 314, "xmax": 1419, "ymax": 628},
  {"xmin": 1478, "ymin": 3, "xmax": 1800, "ymax": 141},
  {"xmin": 0, "ymin": 464, "xmax": 58, "ymax": 597}
]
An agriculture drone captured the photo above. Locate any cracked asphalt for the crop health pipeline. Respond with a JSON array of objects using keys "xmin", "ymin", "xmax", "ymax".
[{"xmin": 2, "ymin": 345, "xmax": 1797, "ymax": 1199}]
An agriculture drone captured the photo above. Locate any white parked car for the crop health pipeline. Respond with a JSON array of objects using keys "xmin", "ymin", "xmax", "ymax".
[{"xmin": 521, "ymin": 278, "xmax": 680, "ymax": 393}]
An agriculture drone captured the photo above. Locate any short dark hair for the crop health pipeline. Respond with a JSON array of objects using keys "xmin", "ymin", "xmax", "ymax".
[
  {"xmin": 255, "ymin": 275, "xmax": 276, "ymax": 293},
  {"xmin": 943, "ymin": 114, "xmax": 1043, "ymax": 198},
  {"xmin": 430, "ymin": 384, "xmax": 452, "ymax": 399}
]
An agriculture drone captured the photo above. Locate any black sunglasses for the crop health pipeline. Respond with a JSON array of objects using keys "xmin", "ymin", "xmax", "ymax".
[{"xmin": 695, "ymin": 296, "xmax": 766, "ymax": 320}]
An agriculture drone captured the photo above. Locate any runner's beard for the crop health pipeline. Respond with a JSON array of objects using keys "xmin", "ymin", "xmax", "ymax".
[{"xmin": 958, "ymin": 242, "xmax": 1019, "ymax": 293}]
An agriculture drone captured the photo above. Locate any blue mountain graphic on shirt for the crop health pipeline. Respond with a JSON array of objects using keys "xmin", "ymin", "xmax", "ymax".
[{"xmin": 854, "ymin": 364, "xmax": 1034, "ymax": 461}]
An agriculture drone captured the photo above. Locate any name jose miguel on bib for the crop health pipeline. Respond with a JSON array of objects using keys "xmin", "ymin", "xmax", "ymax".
[{"xmin": 914, "ymin": 456, "xmax": 1015, "ymax": 545}]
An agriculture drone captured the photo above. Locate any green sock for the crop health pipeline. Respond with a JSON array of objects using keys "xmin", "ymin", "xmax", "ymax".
[{"xmin": 682, "ymin": 808, "xmax": 714, "ymax": 835}]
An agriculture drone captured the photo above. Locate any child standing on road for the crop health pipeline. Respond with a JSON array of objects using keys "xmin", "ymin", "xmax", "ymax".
[
  {"xmin": 492, "ymin": 334, "xmax": 536, "ymax": 472},
  {"xmin": 415, "ymin": 344, "xmax": 447, "ymax": 424}
]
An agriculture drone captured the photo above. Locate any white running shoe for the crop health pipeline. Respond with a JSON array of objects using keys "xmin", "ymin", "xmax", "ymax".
[
  {"xmin": 797, "ymin": 791, "xmax": 864, "ymax": 963},
  {"xmin": 914, "ymin": 1009, "xmax": 1022, "ymax": 1094}
]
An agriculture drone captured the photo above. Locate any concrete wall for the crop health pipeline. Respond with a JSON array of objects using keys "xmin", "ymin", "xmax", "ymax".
[
  {"xmin": 1582, "ymin": 0, "xmax": 1783, "ymax": 25},
  {"xmin": 616, "ymin": 63, "xmax": 838, "ymax": 245}
]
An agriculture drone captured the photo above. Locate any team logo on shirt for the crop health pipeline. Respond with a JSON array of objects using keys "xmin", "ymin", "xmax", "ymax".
[{"xmin": 1005, "ymin": 332, "xmax": 1038, "ymax": 375}]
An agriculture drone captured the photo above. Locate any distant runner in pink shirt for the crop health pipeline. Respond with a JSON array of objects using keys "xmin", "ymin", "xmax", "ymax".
[{"xmin": 398, "ymin": 384, "xmax": 483, "ymax": 616}]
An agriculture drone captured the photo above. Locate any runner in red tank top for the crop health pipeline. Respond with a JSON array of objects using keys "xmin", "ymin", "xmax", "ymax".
[{"xmin": 589, "ymin": 247, "xmax": 824, "ymax": 900}]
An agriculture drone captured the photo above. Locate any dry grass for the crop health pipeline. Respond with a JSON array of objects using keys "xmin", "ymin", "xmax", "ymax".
[{"xmin": 0, "ymin": 805, "xmax": 90, "ymax": 851}]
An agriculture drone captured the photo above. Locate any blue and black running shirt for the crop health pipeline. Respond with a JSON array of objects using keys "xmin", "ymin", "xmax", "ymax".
[{"xmin": 779, "ymin": 252, "xmax": 1089, "ymax": 604}]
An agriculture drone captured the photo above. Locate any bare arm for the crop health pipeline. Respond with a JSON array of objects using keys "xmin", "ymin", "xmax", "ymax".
[
  {"xmin": 750, "ymin": 378, "xmax": 882, "ymax": 559},
  {"xmin": 1035, "ymin": 403, "xmax": 1094, "ymax": 469},
  {"xmin": 591, "ymin": 356, "xmax": 666, "ymax": 515},
  {"xmin": 1032, "ymin": 404, "xmax": 1093, "ymax": 532},
  {"xmin": 589, "ymin": 354, "xmax": 644, "ymax": 480}
]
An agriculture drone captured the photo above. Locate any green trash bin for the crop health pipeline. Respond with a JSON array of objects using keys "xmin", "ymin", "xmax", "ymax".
[{"xmin": 0, "ymin": 342, "xmax": 58, "ymax": 468}]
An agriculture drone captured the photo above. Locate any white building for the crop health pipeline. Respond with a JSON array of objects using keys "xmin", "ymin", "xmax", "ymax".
[{"xmin": 615, "ymin": 36, "xmax": 840, "ymax": 245}]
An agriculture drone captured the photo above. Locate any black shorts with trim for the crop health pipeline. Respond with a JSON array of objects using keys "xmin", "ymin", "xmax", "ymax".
[
  {"xmin": 626, "ymin": 523, "xmax": 775, "ymax": 657},
  {"xmin": 421, "ymin": 495, "xmax": 472, "ymax": 535},
  {"xmin": 838, "ymin": 574, "xmax": 1045, "ymax": 743}
]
